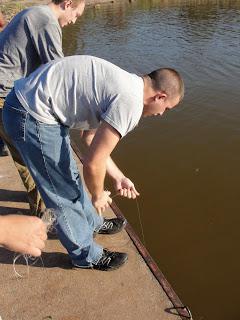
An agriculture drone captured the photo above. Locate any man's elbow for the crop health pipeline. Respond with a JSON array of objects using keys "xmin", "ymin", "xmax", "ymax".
[
  {"xmin": 83, "ymin": 157, "xmax": 106, "ymax": 178},
  {"xmin": 82, "ymin": 130, "xmax": 96, "ymax": 147},
  {"xmin": 82, "ymin": 159, "xmax": 97, "ymax": 175}
]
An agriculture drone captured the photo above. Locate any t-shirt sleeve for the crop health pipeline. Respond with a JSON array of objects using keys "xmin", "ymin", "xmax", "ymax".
[
  {"xmin": 29, "ymin": 21, "xmax": 64, "ymax": 63},
  {"xmin": 101, "ymin": 94, "xmax": 142, "ymax": 138}
]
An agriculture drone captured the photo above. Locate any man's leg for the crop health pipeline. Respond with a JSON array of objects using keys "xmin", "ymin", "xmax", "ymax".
[
  {"xmin": 3, "ymin": 102, "xmax": 103, "ymax": 266},
  {"xmin": 68, "ymin": 151, "xmax": 103, "ymax": 232},
  {"xmin": 0, "ymin": 98, "xmax": 9, "ymax": 157},
  {"xmin": 0, "ymin": 102, "xmax": 44, "ymax": 216}
]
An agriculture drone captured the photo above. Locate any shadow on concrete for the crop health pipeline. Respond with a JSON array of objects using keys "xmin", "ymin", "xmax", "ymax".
[
  {"xmin": 47, "ymin": 231, "xmax": 59, "ymax": 240},
  {"xmin": 0, "ymin": 247, "xmax": 72, "ymax": 269},
  {"xmin": 165, "ymin": 307, "xmax": 180, "ymax": 316},
  {"xmin": 165, "ymin": 306, "xmax": 191, "ymax": 319},
  {"xmin": 0, "ymin": 206, "xmax": 30, "ymax": 215},
  {"xmin": 0, "ymin": 189, "xmax": 27, "ymax": 202}
]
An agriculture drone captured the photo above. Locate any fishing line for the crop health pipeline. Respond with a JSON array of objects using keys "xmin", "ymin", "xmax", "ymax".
[
  {"xmin": 12, "ymin": 209, "xmax": 56, "ymax": 279},
  {"xmin": 12, "ymin": 196, "xmax": 145, "ymax": 277},
  {"xmin": 110, "ymin": 192, "xmax": 146, "ymax": 247},
  {"xmin": 135, "ymin": 197, "xmax": 146, "ymax": 247},
  {"xmin": 111, "ymin": 194, "xmax": 193, "ymax": 319},
  {"xmin": 13, "ymin": 253, "xmax": 44, "ymax": 279}
]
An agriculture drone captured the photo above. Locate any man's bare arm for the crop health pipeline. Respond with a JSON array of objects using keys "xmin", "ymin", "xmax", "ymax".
[
  {"xmin": 81, "ymin": 129, "xmax": 124, "ymax": 180},
  {"xmin": 82, "ymin": 121, "xmax": 121, "ymax": 213},
  {"xmin": 82, "ymin": 125, "xmax": 140, "ymax": 199}
]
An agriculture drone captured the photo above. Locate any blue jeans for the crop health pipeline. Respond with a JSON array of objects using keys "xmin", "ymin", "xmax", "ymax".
[
  {"xmin": 0, "ymin": 137, "xmax": 5, "ymax": 148},
  {"xmin": 3, "ymin": 89, "xmax": 103, "ymax": 266}
]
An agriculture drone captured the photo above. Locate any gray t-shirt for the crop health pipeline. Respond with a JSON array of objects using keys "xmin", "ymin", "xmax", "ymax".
[
  {"xmin": 15, "ymin": 55, "xmax": 144, "ymax": 137},
  {"xmin": 0, "ymin": 5, "xmax": 63, "ymax": 98}
]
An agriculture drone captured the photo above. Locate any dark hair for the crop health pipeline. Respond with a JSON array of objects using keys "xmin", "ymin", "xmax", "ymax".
[
  {"xmin": 148, "ymin": 68, "xmax": 184, "ymax": 101},
  {"xmin": 51, "ymin": 0, "xmax": 84, "ymax": 5},
  {"xmin": 52, "ymin": 0, "xmax": 65, "ymax": 4}
]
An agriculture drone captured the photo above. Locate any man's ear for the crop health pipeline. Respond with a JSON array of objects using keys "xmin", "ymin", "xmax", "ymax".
[
  {"xmin": 154, "ymin": 91, "xmax": 167, "ymax": 102},
  {"xmin": 62, "ymin": 0, "xmax": 72, "ymax": 9}
]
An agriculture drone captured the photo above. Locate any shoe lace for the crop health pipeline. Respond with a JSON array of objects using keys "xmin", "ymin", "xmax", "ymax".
[
  {"xmin": 99, "ymin": 250, "xmax": 116, "ymax": 266},
  {"xmin": 100, "ymin": 255, "xmax": 112, "ymax": 266},
  {"xmin": 101, "ymin": 221, "xmax": 114, "ymax": 230}
]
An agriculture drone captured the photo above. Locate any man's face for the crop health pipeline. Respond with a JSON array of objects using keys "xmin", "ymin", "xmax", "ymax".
[
  {"xmin": 59, "ymin": 1, "xmax": 85, "ymax": 27},
  {"xmin": 142, "ymin": 94, "xmax": 180, "ymax": 118}
]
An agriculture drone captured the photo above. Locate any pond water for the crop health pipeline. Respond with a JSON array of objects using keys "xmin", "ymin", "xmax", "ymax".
[{"xmin": 63, "ymin": 1, "xmax": 240, "ymax": 319}]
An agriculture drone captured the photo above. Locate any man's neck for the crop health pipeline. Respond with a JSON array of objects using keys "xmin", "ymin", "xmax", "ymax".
[
  {"xmin": 48, "ymin": 2, "xmax": 62, "ymax": 21},
  {"xmin": 143, "ymin": 75, "xmax": 154, "ymax": 105}
]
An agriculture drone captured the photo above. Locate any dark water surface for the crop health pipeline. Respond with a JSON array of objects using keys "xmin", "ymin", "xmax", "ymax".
[{"xmin": 63, "ymin": 1, "xmax": 240, "ymax": 319}]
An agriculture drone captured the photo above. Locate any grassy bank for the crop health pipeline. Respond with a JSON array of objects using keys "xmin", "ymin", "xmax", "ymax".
[
  {"xmin": 0, "ymin": 0, "xmax": 118, "ymax": 23},
  {"xmin": 0, "ymin": 1, "xmax": 47, "ymax": 22}
]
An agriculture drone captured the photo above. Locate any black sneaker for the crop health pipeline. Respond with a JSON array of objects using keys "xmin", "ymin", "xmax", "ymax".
[
  {"xmin": 96, "ymin": 217, "xmax": 127, "ymax": 235},
  {"xmin": 0, "ymin": 145, "xmax": 9, "ymax": 157},
  {"xmin": 73, "ymin": 249, "xmax": 128, "ymax": 271}
]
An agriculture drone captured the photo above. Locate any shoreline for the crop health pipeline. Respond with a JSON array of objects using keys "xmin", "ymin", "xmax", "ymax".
[{"xmin": 0, "ymin": 0, "xmax": 122, "ymax": 23}]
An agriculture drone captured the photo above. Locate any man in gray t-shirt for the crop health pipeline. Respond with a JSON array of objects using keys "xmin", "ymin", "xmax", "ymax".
[
  {"xmin": 0, "ymin": 0, "xmax": 85, "ymax": 214},
  {"xmin": 3, "ymin": 55, "xmax": 184, "ymax": 271},
  {"xmin": 15, "ymin": 56, "xmax": 144, "ymax": 136}
]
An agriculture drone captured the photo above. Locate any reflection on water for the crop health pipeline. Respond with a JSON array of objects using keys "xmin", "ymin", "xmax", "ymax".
[{"xmin": 64, "ymin": 1, "xmax": 240, "ymax": 319}]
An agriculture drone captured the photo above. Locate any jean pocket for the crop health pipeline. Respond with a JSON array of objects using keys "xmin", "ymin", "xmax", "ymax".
[{"xmin": 3, "ymin": 104, "xmax": 28, "ymax": 142}]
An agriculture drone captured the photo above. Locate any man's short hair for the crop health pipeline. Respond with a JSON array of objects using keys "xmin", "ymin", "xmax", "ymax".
[
  {"xmin": 148, "ymin": 68, "xmax": 184, "ymax": 101},
  {"xmin": 52, "ymin": 0, "xmax": 84, "ymax": 5}
]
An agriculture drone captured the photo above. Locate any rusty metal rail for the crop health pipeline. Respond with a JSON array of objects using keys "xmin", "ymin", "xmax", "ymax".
[{"xmin": 110, "ymin": 201, "xmax": 192, "ymax": 320}]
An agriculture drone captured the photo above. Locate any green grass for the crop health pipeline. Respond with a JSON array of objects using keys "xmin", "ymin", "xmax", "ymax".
[{"xmin": 0, "ymin": 1, "xmax": 38, "ymax": 22}]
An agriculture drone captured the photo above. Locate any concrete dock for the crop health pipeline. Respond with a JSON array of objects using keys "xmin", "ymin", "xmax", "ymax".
[{"xmin": 0, "ymin": 143, "xmax": 188, "ymax": 320}]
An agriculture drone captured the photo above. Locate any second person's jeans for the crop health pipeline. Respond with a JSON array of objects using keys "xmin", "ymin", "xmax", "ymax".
[
  {"xmin": 3, "ymin": 90, "xmax": 103, "ymax": 266},
  {"xmin": 0, "ymin": 97, "xmax": 44, "ymax": 215}
]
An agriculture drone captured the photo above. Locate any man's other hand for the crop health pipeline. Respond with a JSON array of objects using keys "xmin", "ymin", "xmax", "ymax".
[{"xmin": 92, "ymin": 190, "xmax": 112, "ymax": 215}]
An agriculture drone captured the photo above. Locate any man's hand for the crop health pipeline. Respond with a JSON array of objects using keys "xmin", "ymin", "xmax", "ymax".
[
  {"xmin": 92, "ymin": 191, "xmax": 112, "ymax": 215},
  {"xmin": 114, "ymin": 176, "xmax": 140, "ymax": 199},
  {"xmin": 0, "ymin": 215, "xmax": 47, "ymax": 256},
  {"xmin": 0, "ymin": 11, "xmax": 5, "ymax": 29}
]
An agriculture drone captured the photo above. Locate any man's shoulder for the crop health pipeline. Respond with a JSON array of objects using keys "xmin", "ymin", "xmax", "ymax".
[
  {"xmin": 21, "ymin": 5, "xmax": 57, "ymax": 28},
  {"xmin": 90, "ymin": 56, "xmax": 134, "ymax": 80},
  {"xmin": 13, "ymin": 5, "xmax": 48, "ymax": 19},
  {"xmin": 84, "ymin": 56, "xmax": 142, "ymax": 95},
  {"xmin": 24, "ymin": 5, "xmax": 50, "ymax": 15}
]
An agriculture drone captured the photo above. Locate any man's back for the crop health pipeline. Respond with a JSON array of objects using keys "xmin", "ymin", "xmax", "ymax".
[
  {"xmin": 0, "ymin": 5, "xmax": 63, "ymax": 97},
  {"xmin": 15, "ymin": 55, "xmax": 144, "ymax": 137}
]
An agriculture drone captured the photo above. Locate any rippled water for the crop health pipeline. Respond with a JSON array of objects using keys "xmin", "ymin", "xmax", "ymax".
[{"xmin": 64, "ymin": 1, "xmax": 240, "ymax": 319}]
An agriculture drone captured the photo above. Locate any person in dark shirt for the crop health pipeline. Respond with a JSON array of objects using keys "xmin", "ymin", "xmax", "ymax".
[{"xmin": 0, "ymin": 0, "xmax": 85, "ymax": 213}]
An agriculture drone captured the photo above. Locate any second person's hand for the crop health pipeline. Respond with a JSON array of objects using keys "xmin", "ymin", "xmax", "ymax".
[
  {"xmin": 0, "ymin": 215, "xmax": 47, "ymax": 257},
  {"xmin": 92, "ymin": 190, "xmax": 112, "ymax": 215}
]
